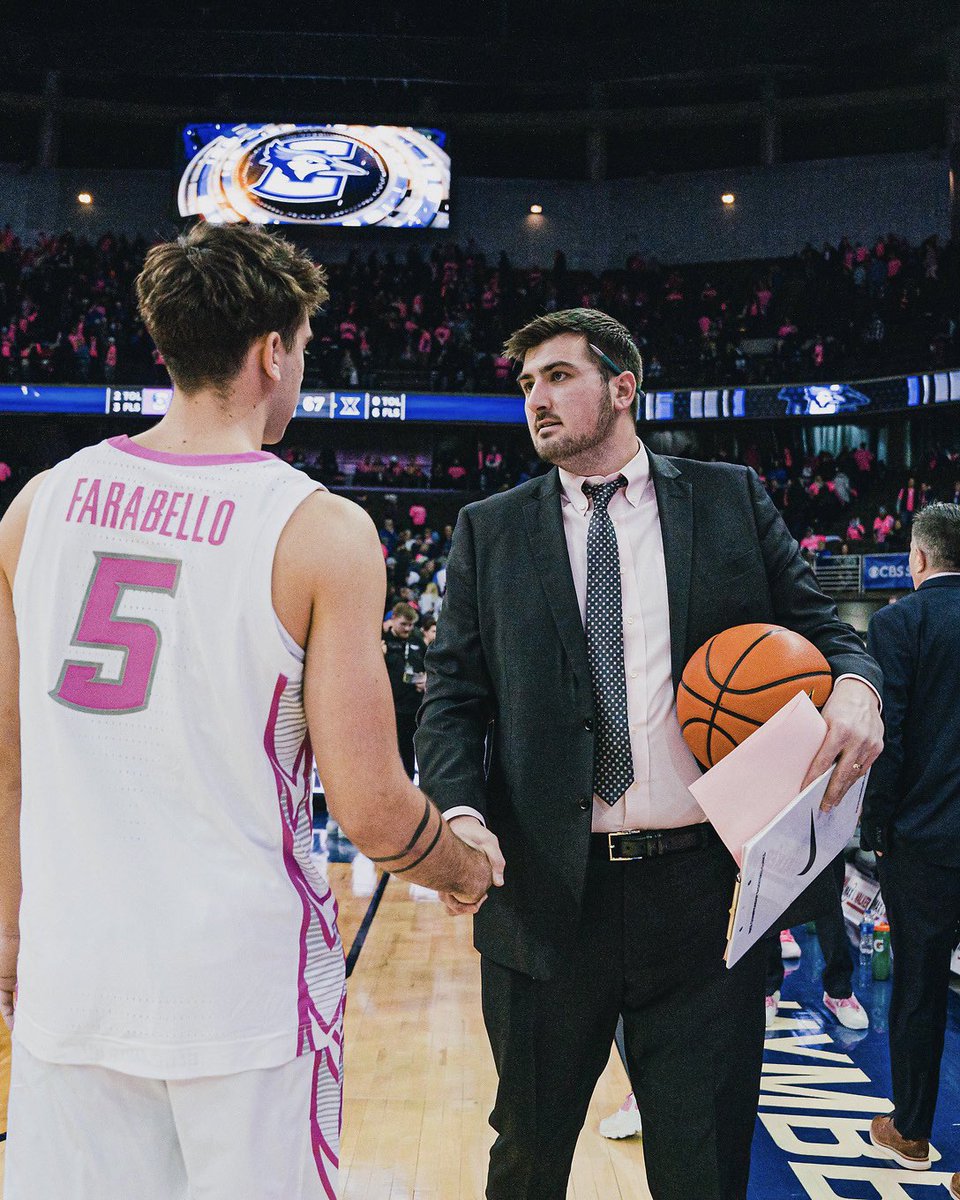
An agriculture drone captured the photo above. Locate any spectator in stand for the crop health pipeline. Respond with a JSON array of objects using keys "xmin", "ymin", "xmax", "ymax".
[
  {"xmin": 832, "ymin": 469, "xmax": 855, "ymax": 508},
  {"xmin": 873, "ymin": 506, "xmax": 895, "ymax": 545},
  {"xmin": 379, "ymin": 517, "xmax": 397, "ymax": 556},
  {"xmin": 103, "ymin": 337, "xmax": 118, "ymax": 383},
  {"xmin": 846, "ymin": 516, "xmax": 866, "ymax": 543},
  {"xmin": 896, "ymin": 477, "xmax": 917, "ymax": 526},
  {"xmin": 446, "ymin": 459, "xmax": 468, "ymax": 487},
  {"xmin": 419, "ymin": 583, "xmax": 442, "ymax": 619},
  {"xmin": 800, "ymin": 528, "xmax": 826, "ymax": 554},
  {"xmin": 382, "ymin": 602, "xmax": 427, "ymax": 781},
  {"xmin": 482, "ymin": 444, "xmax": 504, "ymax": 489},
  {"xmin": 409, "ymin": 502, "xmax": 427, "ymax": 529},
  {"xmin": 854, "ymin": 443, "xmax": 875, "ymax": 482},
  {"xmin": 420, "ymin": 615, "xmax": 438, "ymax": 647}
]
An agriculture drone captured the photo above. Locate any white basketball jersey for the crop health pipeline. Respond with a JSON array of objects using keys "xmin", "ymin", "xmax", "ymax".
[{"xmin": 13, "ymin": 436, "xmax": 346, "ymax": 1080}]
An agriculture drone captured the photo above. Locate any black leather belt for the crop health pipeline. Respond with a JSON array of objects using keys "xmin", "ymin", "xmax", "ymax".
[{"xmin": 590, "ymin": 822, "xmax": 719, "ymax": 862}]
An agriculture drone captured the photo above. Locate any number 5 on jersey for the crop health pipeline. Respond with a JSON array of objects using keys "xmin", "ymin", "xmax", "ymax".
[{"xmin": 51, "ymin": 552, "xmax": 181, "ymax": 715}]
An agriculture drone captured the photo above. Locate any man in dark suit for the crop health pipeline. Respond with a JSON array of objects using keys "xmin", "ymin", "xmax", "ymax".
[
  {"xmin": 863, "ymin": 503, "xmax": 960, "ymax": 1194},
  {"xmin": 415, "ymin": 309, "xmax": 884, "ymax": 1200},
  {"xmin": 382, "ymin": 601, "xmax": 427, "ymax": 780}
]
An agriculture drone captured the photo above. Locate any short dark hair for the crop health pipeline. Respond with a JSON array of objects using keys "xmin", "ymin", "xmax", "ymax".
[
  {"xmin": 420, "ymin": 615, "xmax": 437, "ymax": 631},
  {"xmin": 503, "ymin": 308, "xmax": 644, "ymax": 421},
  {"xmin": 912, "ymin": 503, "xmax": 960, "ymax": 571},
  {"xmin": 136, "ymin": 222, "xmax": 329, "ymax": 394}
]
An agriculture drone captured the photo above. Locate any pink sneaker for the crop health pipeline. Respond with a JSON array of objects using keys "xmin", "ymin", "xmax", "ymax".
[
  {"xmin": 823, "ymin": 992, "xmax": 869, "ymax": 1030},
  {"xmin": 779, "ymin": 929, "xmax": 801, "ymax": 960}
]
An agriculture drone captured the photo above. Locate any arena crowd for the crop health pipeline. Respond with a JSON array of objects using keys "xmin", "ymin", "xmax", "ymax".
[{"xmin": 2, "ymin": 225, "xmax": 958, "ymax": 391}]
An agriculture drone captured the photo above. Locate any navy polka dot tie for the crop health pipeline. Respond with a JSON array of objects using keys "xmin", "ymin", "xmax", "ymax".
[{"xmin": 583, "ymin": 477, "xmax": 635, "ymax": 806}]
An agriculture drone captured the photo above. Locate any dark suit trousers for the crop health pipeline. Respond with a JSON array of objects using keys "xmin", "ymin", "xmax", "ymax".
[
  {"xmin": 765, "ymin": 854, "xmax": 853, "ymax": 999},
  {"xmin": 394, "ymin": 711, "xmax": 418, "ymax": 781},
  {"xmin": 480, "ymin": 835, "xmax": 767, "ymax": 1200},
  {"xmin": 878, "ymin": 849, "xmax": 960, "ymax": 1139}
]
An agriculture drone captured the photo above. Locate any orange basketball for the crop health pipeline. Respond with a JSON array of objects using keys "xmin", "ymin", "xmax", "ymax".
[{"xmin": 677, "ymin": 623, "xmax": 832, "ymax": 768}]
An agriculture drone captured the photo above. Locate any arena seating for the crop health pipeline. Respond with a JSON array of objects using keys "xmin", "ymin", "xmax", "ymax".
[{"xmin": 2, "ymin": 226, "xmax": 957, "ymax": 392}]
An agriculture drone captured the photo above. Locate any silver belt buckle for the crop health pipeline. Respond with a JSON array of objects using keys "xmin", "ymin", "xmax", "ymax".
[
  {"xmin": 608, "ymin": 829, "xmax": 663, "ymax": 861},
  {"xmin": 608, "ymin": 829, "xmax": 646, "ymax": 861}
]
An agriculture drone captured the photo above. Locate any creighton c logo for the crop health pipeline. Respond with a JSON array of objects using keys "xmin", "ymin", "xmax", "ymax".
[
  {"xmin": 178, "ymin": 122, "xmax": 451, "ymax": 228},
  {"xmin": 241, "ymin": 129, "xmax": 388, "ymax": 220}
]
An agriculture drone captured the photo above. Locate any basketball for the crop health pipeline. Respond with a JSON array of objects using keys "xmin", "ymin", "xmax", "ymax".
[{"xmin": 677, "ymin": 623, "xmax": 833, "ymax": 768}]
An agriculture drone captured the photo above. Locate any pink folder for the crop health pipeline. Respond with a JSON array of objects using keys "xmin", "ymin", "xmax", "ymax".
[{"xmin": 687, "ymin": 691, "xmax": 828, "ymax": 867}]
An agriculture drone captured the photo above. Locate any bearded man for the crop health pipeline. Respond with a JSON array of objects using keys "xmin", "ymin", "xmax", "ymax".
[{"xmin": 415, "ymin": 309, "xmax": 883, "ymax": 1200}]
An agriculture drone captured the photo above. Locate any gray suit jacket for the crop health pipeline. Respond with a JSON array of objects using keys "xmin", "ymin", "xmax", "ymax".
[{"xmin": 415, "ymin": 452, "xmax": 881, "ymax": 979}]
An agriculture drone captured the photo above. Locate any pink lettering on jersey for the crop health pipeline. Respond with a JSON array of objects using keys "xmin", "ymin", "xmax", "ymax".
[
  {"xmin": 76, "ymin": 479, "xmax": 102, "ymax": 525},
  {"xmin": 65, "ymin": 477, "xmax": 88, "ymax": 523},
  {"xmin": 63, "ymin": 469, "xmax": 236, "ymax": 546},
  {"xmin": 158, "ymin": 492, "xmax": 186, "ymax": 538},
  {"xmin": 101, "ymin": 481, "xmax": 125, "ymax": 529},
  {"xmin": 119, "ymin": 485, "xmax": 144, "ymax": 531},
  {"xmin": 190, "ymin": 496, "xmax": 210, "ymax": 543},
  {"xmin": 175, "ymin": 493, "xmax": 194, "ymax": 541},
  {"xmin": 208, "ymin": 499, "xmax": 235, "ymax": 547},
  {"xmin": 140, "ymin": 489, "xmax": 169, "ymax": 534}
]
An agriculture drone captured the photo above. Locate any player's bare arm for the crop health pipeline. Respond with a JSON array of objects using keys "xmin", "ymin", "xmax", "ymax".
[
  {"xmin": 0, "ymin": 472, "xmax": 49, "ymax": 1027},
  {"xmin": 275, "ymin": 490, "xmax": 498, "ymax": 902}
]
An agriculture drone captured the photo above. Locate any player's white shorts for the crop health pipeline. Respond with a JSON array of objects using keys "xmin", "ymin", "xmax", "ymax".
[{"xmin": 4, "ymin": 1038, "xmax": 341, "ymax": 1199}]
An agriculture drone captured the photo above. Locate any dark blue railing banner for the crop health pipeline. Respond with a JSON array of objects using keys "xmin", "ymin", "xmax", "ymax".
[{"xmin": 0, "ymin": 368, "xmax": 958, "ymax": 423}]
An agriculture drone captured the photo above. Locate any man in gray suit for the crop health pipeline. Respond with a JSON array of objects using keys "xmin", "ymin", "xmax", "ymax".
[{"xmin": 415, "ymin": 309, "xmax": 884, "ymax": 1200}]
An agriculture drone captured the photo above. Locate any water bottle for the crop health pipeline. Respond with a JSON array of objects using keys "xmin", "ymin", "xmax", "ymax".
[
  {"xmin": 859, "ymin": 913, "xmax": 875, "ymax": 956},
  {"xmin": 872, "ymin": 921, "xmax": 891, "ymax": 981}
]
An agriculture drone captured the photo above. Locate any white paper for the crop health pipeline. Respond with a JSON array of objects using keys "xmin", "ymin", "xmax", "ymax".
[
  {"xmin": 688, "ymin": 692, "xmax": 828, "ymax": 867},
  {"xmin": 724, "ymin": 766, "xmax": 870, "ymax": 969}
]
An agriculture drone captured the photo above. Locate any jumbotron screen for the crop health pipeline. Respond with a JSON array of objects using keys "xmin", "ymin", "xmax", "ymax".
[{"xmin": 178, "ymin": 123, "xmax": 450, "ymax": 229}]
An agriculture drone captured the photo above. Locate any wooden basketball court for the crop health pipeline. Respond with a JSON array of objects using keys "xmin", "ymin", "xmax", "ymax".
[{"xmin": 333, "ymin": 861, "xmax": 649, "ymax": 1199}]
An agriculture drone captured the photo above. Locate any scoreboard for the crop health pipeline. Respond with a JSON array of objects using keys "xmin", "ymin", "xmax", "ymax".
[{"xmin": 104, "ymin": 387, "xmax": 526, "ymax": 425}]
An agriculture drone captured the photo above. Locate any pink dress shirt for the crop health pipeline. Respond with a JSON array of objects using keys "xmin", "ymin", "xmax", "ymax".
[{"xmin": 557, "ymin": 443, "xmax": 706, "ymax": 832}]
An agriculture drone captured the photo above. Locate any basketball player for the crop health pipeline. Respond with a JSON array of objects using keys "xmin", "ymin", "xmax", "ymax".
[
  {"xmin": 0, "ymin": 223, "xmax": 497, "ymax": 1200},
  {"xmin": 416, "ymin": 309, "xmax": 883, "ymax": 1199}
]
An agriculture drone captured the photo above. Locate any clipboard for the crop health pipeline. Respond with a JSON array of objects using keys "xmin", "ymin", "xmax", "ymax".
[{"xmin": 723, "ymin": 766, "xmax": 869, "ymax": 968}]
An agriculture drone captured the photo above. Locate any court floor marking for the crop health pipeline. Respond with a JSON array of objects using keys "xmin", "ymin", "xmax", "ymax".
[{"xmin": 344, "ymin": 872, "xmax": 389, "ymax": 978}]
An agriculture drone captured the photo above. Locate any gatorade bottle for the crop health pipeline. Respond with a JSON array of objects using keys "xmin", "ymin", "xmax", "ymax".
[{"xmin": 872, "ymin": 921, "xmax": 891, "ymax": 980}]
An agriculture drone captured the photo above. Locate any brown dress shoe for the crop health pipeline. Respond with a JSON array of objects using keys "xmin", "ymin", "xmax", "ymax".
[
  {"xmin": 949, "ymin": 1171, "xmax": 959, "ymax": 1200},
  {"xmin": 869, "ymin": 1115, "xmax": 931, "ymax": 1170}
]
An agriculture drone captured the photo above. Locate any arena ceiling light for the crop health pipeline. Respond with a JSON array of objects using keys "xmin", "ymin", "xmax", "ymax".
[
  {"xmin": 721, "ymin": 192, "xmax": 735, "ymax": 205},
  {"xmin": 77, "ymin": 192, "xmax": 93, "ymax": 205},
  {"xmin": 529, "ymin": 204, "xmax": 543, "ymax": 214}
]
